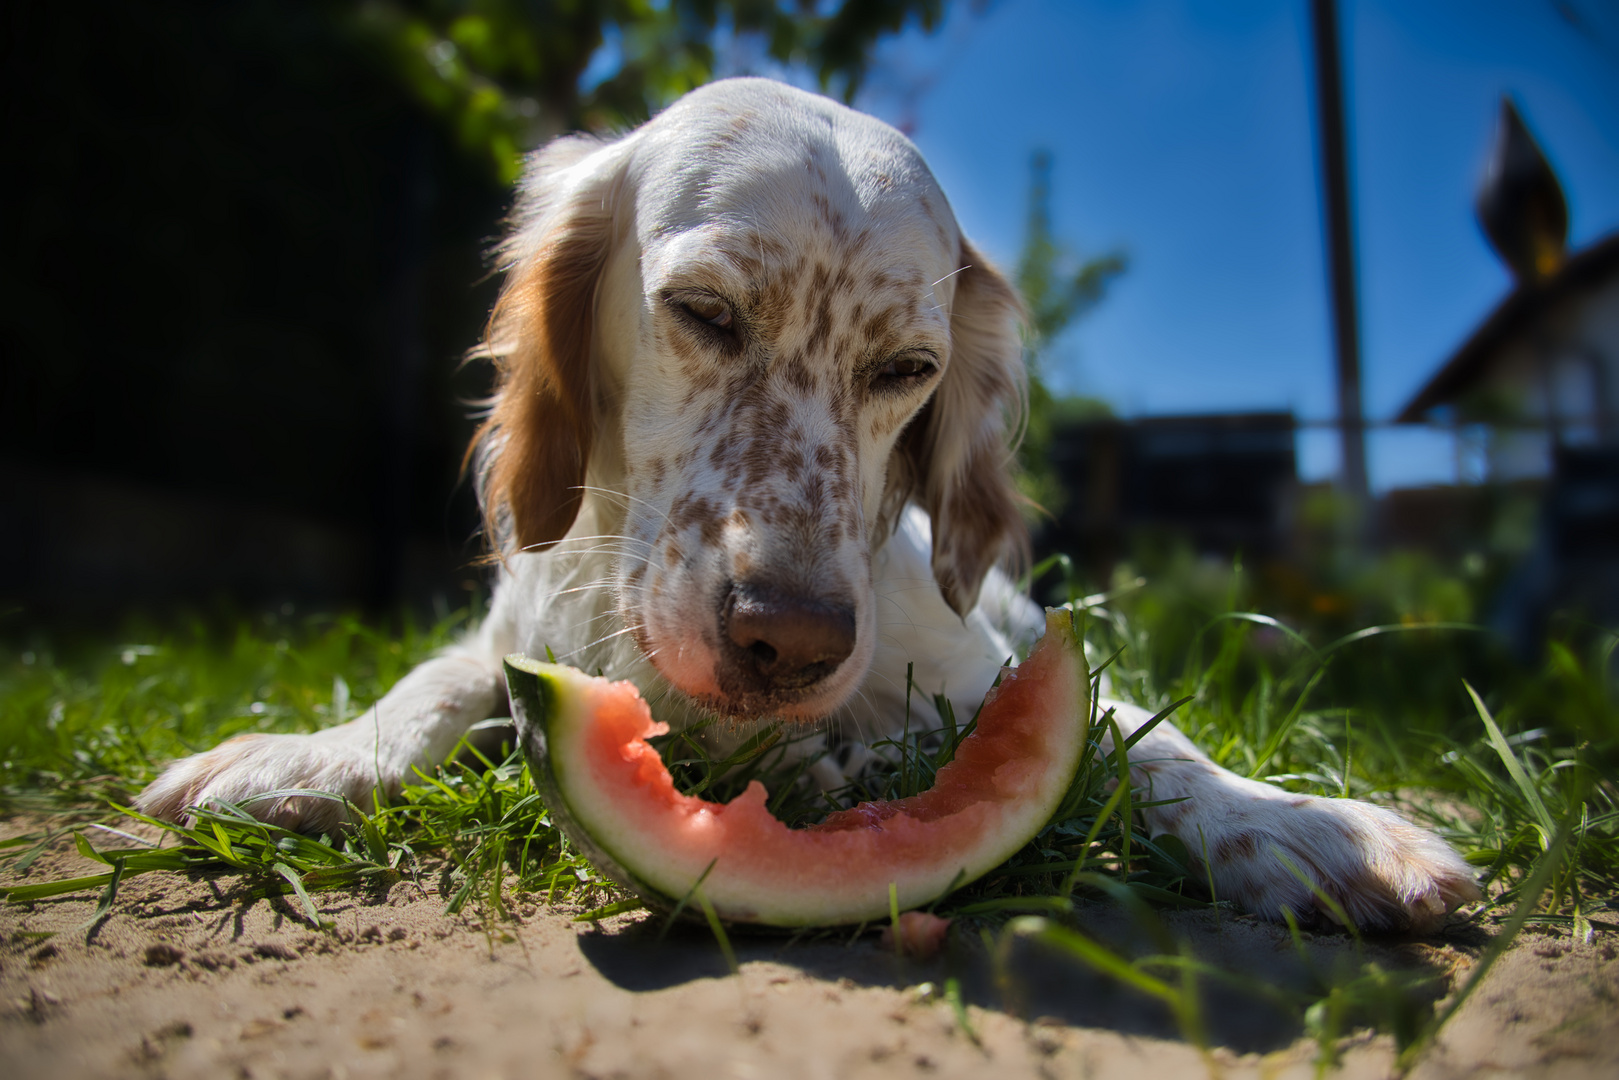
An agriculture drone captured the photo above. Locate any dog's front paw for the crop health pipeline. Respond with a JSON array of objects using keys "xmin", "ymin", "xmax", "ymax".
[
  {"xmin": 1186, "ymin": 787, "xmax": 1481, "ymax": 933},
  {"xmin": 136, "ymin": 730, "xmax": 390, "ymax": 834}
]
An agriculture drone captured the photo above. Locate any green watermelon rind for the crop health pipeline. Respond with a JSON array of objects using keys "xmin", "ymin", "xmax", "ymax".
[
  {"xmin": 504, "ymin": 606, "xmax": 1089, "ymax": 926},
  {"xmin": 503, "ymin": 656, "xmax": 675, "ymax": 907}
]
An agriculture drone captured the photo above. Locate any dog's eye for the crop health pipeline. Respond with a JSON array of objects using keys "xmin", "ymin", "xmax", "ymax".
[
  {"xmin": 874, "ymin": 352, "xmax": 938, "ymax": 384},
  {"xmin": 679, "ymin": 297, "xmax": 734, "ymax": 330}
]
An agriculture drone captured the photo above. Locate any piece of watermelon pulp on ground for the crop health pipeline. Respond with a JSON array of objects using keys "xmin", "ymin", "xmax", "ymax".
[{"xmin": 504, "ymin": 606, "xmax": 1090, "ymax": 927}]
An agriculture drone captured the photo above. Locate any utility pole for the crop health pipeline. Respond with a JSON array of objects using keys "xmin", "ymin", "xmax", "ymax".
[{"xmin": 1309, "ymin": 0, "xmax": 1370, "ymax": 515}]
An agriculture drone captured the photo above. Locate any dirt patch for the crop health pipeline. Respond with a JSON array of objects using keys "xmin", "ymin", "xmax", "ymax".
[{"xmin": 3, "ymin": 819, "xmax": 1615, "ymax": 1079}]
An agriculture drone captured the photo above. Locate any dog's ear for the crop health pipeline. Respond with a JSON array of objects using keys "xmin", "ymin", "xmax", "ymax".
[
  {"xmin": 469, "ymin": 136, "xmax": 627, "ymax": 554},
  {"xmin": 891, "ymin": 241, "xmax": 1029, "ymax": 616}
]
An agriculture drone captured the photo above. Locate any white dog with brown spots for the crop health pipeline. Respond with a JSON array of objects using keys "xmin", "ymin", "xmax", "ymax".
[{"xmin": 139, "ymin": 79, "xmax": 1478, "ymax": 932}]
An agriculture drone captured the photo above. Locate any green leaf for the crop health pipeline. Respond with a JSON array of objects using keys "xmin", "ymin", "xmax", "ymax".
[
  {"xmin": 3, "ymin": 872, "xmax": 123, "ymax": 902},
  {"xmin": 74, "ymin": 831, "xmax": 112, "ymax": 866},
  {"xmin": 573, "ymin": 898, "xmax": 645, "ymax": 922},
  {"xmin": 77, "ymin": 855, "xmax": 127, "ymax": 930},
  {"xmin": 272, "ymin": 861, "xmax": 324, "ymax": 928}
]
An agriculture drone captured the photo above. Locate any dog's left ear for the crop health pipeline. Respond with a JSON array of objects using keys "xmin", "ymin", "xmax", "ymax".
[
  {"xmin": 469, "ymin": 136, "xmax": 627, "ymax": 555},
  {"xmin": 893, "ymin": 240, "xmax": 1029, "ymax": 616}
]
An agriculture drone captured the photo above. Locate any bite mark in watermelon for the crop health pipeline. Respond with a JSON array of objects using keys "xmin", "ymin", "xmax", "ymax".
[{"xmin": 504, "ymin": 607, "xmax": 1090, "ymax": 927}]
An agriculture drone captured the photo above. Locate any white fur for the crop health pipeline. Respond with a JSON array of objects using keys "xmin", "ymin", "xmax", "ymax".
[{"xmin": 138, "ymin": 79, "xmax": 1478, "ymax": 932}]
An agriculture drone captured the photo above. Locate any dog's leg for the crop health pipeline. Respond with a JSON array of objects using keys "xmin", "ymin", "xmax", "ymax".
[
  {"xmin": 138, "ymin": 643, "xmax": 506, "ymax": 835},
  {"xmin": 1098, "ymin": 700, "xmax": 1480, "ymax": 932}
]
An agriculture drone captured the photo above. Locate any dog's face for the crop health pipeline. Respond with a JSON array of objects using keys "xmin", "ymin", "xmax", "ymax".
[{"xmin": 476, "ymin": 80, "xmax": 1025, "ymax": 723}]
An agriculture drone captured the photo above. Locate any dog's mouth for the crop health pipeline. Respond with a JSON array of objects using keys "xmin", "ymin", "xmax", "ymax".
[
  {"xmin": 682, "ymin": 689, "xmax": 834, "ymax": 724},
  {"xmin": 629, "ymin": 579, "xmax": 865, "ymax": 723}
]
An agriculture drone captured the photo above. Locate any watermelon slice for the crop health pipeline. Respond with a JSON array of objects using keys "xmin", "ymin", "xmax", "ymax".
[{"xmin": 504, "ymin": 607, "xmax": 1089, "ymax": 926}]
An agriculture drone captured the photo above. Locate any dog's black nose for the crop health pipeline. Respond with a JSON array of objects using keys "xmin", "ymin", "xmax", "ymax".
[{"xmin": 721, "ymin": 583, "xmax": 856, "ymax": 692}]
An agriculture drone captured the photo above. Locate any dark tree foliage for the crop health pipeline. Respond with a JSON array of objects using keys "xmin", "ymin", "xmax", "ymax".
[
  {"xmin": 0, "ymin": 0, "xmax": 942, "ymax": 611},
  {"xmin": 351, "ymin": 0, "xmax": 945, "ymax": 180}
]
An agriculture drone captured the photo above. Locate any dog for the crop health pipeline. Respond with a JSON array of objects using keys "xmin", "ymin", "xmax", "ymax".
[{"xmin": 138, "ymin": 78, "xmax": 1479, "ymax": 932}]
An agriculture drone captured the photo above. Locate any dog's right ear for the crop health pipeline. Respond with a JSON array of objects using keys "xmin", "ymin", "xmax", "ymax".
[
  {"xmin": 884, "ymin": 241, "xmax": 1029, "ymax": 617},
  {"xmin": 468, "ymin": 135, "xmax": 628, "ymax": 554}
]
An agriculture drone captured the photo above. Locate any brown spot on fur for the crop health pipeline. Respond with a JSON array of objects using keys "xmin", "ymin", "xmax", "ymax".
[
  {"xmin": 783, "ymin": 359, "xmax": 815, "ymax": 395},
  {"xmin": 709, "ymin": 434, "xmax": 734, "ymax": 469},
  {"xmin": 669, "ymin": 494, "xmax": 717, "ymax": 533},
  {"xmin": 1214, "ymin": 832, "xmax": 1257, "ymax": 864},
  {"xmin": 808, "ymin": 298, "xmax": 834, "ymax": 355},
  {"xmin": 700, "ymin": 514, "xmax": 724, "ymax": 548},
  {"xmin": 1154, "ymin": 798, "xmax": 1190, "ymax": 831},
  {"xmin": 780, "ymin": 448, "xmax": 806, "ymax": 482}
]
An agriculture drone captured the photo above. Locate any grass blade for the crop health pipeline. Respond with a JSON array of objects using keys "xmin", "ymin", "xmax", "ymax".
[
  {"xmin": 1270, "ymin": 847, "xmax": 1359, "ymax": 942},
  {"xmin": 1009, "ymin": 916, "xmax": 1179, "ymax": 1005},
  {"xmin": 574, "ymin": 898, "xmax": 645, "ymax": 922},
  {"xmin": 1398, "ymin": 805, "xmax": 1575, "ymax": 1071},
  {"xmin": 694, "ymin": 886, "xmax": 738, "ymax": 974},
  {"xmin": 1122, "ymin": 696, "xmax": 1195, "ymax": 753},
  {"xmin": 1466, "ymin": 681, "xmax": 1555, "ymax": 847},
  {"xmin": 888, "ymin": 881, "xmax": 900, "ymax": 951},
  {"xmin": 272, "ymin": 861, "xmax": 325, "ymax": 928},
  {"xmin": 76, "ymin": 855, "xmax": 126, "ymax": 931},
  {"xmin": 2, "ymin": 872, "xmax": 122, "ymax": 902},
  {"xmin": 945, "ymin": 977, "xmax": 979, "ymax": 1045},
  {"xmin": 659, "ymin": 858, "xmax": 719, "ymax": 940},
  {"xmin": 1247, "ymin": 665, "xmax": 1328, "ymax": 778}
]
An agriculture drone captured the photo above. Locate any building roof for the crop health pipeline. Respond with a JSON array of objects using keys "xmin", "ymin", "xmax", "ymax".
[{"xmin": 1396, "ymin": 231, "xmax": 1619, "ymax": 423}]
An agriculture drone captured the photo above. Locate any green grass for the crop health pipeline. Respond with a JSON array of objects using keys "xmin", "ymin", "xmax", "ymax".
[{"xmin": 2, "ymin": 559, "xmax": 1615, "ymax": 1066}]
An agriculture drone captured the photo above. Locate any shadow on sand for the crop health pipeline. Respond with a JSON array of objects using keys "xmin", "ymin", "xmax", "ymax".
[{"xmin": 575, "ymin": 901, "xmax": 1468, "ymax": 1054}]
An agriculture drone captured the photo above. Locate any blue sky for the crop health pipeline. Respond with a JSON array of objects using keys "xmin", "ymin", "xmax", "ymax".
[{"xmin": 844, "ymin": 0, "xmax": 1619, "ymax": 490}]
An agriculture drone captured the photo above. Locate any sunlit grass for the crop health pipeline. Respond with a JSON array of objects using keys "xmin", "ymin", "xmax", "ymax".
[{"xmin": 1, "ymin": 556, "xmax": 1614, "ymax": 1066}]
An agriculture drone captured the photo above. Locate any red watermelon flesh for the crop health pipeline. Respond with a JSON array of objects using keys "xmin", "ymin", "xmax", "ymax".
[{"xmin": 504, "ymin": 606, "xmax": 1089, "ymax": 926}]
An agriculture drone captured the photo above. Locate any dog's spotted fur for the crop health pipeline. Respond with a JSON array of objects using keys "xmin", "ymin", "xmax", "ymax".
[{"xmin": 138, "ymin": 79, "xmax": 1478, "ymax": 932}]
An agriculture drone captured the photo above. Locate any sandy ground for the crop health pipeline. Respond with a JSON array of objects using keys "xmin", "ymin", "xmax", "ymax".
[{"xmin": 2, "ymin": 819, "xmax": 1615, "ymax": 1080}]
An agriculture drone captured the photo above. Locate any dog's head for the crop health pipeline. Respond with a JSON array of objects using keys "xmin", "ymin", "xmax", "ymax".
[{"xmin": 473, "ymin": 79, "xmax": 1025, "ymax": 721}]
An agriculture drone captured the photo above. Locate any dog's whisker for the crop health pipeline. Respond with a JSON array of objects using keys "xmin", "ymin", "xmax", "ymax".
[
  {"xmin": 572, "ymin": 485, "xmax": 672, "ymax": 528},
  {"xmin": 554, "ymin": 625, "xmax": 639, "ymax": 662},
  {"xmin": 546, "ymin": 579, "xmax": 635, "ymax": 600},
  {"xmin": 542, "ymin": 543, "xmax": 652, "ymax": 562},
  {"xmin": 548, "ymin": 533, "xmax": 655, "ymax": 552}
]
